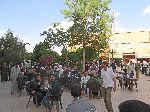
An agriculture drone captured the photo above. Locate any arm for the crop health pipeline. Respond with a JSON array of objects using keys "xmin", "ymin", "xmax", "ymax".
[
  {"xmin": 113, "ymin": 77, "xmax": 116, "ymax": 92},
  {"xmin": 110, "ymin": 68, "xmax": 116, "ymax": 91}
]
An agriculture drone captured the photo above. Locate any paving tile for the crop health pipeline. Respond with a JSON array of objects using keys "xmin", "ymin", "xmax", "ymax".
[{"xmin": 0, "ymin": 74, "xmax": 150, "ymax": 112}]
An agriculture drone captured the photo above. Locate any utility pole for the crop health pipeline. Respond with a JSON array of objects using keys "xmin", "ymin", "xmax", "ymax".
[{"xmin": 112, "ymin": 49, "xmax": 114, "ymax": 60}]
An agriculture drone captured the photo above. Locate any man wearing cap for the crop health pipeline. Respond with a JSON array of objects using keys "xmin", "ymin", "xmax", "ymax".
[
  {"xmin": 101, "ymin": 61, "xmax": 116, "ymax": 112},
  {"xmin": 66, "ymin": 84, "xmax": 96, "ymax": 112}
]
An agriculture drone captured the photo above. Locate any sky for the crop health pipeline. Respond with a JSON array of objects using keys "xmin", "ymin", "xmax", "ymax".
[{"xmin": 0, "ymin": 0, "xmax": 150, "ymax": 53}]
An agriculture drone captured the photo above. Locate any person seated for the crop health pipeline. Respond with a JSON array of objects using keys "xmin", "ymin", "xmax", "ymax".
[
  {"xmin": 48, "ymin": 74, "xmax": 61, "ymax": 100},
  {"xmin": 87, "ymin": 73, "xmax": 102, "ymax": 98},
  {"xmin": 118, "ymin": 100, "xmax": 150, "ymax": 112},
  {"xmin": 43, "ymin": 74, "xmax": 61, "ymax": 109},
  {"xmin": 16, "ymin": 71, "xmax": 28, "ymax": 92},
  {"xmin": 27, "ymin": 74, "xmax": 46, "ymax": 106},
  {"xmin": 66, "ymin": 84, "xmax": 96, "ymax": 112},
  {"xmin": 128, "ymin": 71, "xmax": 134, "ymax": 78}
]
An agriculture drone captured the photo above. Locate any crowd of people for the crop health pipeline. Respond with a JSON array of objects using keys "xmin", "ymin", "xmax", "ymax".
[{"xmin": 4, "ymin": 59, "xmax": 150, "ymax": 112}]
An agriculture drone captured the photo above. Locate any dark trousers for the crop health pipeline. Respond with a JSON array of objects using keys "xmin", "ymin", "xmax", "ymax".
[
  {"xmin": 82, "ymin": 83, "xmax": 87, "ymax": 95},
  {"xmin": 102, "ymin": 87, "xmax": 113, "ymax": 112},
  {"xmin": 142, "ymin": 67, "xmax": 147, "ymax": 74}
]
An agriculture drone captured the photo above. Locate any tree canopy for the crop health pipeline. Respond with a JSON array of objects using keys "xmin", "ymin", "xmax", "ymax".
[
  {"xmin": 0, "ymin": 30, "xmax": 27, "ymax": 64},
  {"xmin": 41, "ymin": 0, "xmax": 113, "ymax": 70},
  {"xmin": 32, "ymin": 41, "xmax": 61, "ymax": 65},
  {"xmin": 62, "ymin": 0, "xmax": 113, "ymax": 70}
]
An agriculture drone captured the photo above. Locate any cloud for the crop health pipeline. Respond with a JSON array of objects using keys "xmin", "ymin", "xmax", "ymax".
[
  {"xmin": 114, "ymin": 21, "xmax": 126, "ymax": 33},
  {"xmin": 115, "ymin": 23, "xmax": 126, "ymax": 33},
  {"xmin": 46, "ymin": 21, "xmax": 73, "ymax": 31},
  {"xmin": 136, "ymin": 27, "xmax": 150, "ymax": 31},
  {"xmin": 143, "ymin": 5, "xmax": 150, "ymax": 15},
  {"xmin": 0, "ymin": 27, "xmax": 7, "ymax": 37},
  {"xmin": 0, "ymin": 27, "xmax": 45, "ymax": 53},
  {"xmin": 113, "ymin": 9, "xmax": 120, "ymax": 17},
  {"xmin": 19, "ymin": 34, "xmax": 45, "ymax": 53},
  {"xmin": 45, "ymin": 21, "xmax": 74, "ymax": 54},
  {"xmin": 19, "ymin": 35, "xmax": 34, "ymax": 52},
  {"xmin": 137, "ymin": 27, "xmax": 146, "ymax": 31},
  {"xmin": 125, "ymin": 3, "xmax": 129, "ymax": 8},
  {"xmin": 60, "ymin": 21, "xmax": 73, "ymax": 30}
]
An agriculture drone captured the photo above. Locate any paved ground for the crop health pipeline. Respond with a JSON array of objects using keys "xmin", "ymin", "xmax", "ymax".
[{"xmin": 0, "ymin": 74, "xmax": 150, "ymax": 112}]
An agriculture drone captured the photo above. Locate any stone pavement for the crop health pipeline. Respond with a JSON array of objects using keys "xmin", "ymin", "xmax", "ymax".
[{"xmin": 0, "ymin": 74, "xmax": 150, "ymax": 112}]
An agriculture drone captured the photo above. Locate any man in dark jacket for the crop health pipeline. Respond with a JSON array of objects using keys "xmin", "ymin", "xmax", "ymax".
[
  {"xmin": 43, "ymin": 74, "xmax": 61, "ymax": 112},
  {"xmin": 49, "ymin": 74, "xmax": 61, "ymax": 101},
  {"xmin": 28, "ymin": 74, "xmax": 45, "ymax": 106}
]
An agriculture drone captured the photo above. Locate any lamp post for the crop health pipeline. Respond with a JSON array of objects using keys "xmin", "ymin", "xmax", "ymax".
[{"xmin": 109, "ymin": 49, "xmax": 114, "ymax": 61}]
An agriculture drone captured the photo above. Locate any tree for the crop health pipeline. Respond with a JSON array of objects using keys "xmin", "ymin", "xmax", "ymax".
[
  {"xmin": 62, "ymin": 0, "xmax": 113, "ymax": 71},
  {"xmin": 24, "ymin": 52, "xmax": 33, "ymax": 61},
  {"xmin": 77, "ymin": 46, "xmax": 97, "ymax": 61},
  {"xmin": 32, "ymin": 42, "xmax": 49, "ymax": 62},
  {"xmin": 32, "ymin": 41, "xmax": 60, "ymax": 64},
  {"xmin": 41, "ymin": 23, "xmax": 71, "ymax": 66},
  {"xmin": 0, "ymin": 30, "xmax": 27, "ymax": 64}
]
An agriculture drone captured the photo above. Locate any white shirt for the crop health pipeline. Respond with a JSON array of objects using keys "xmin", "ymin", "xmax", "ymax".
[
  {"xmin": 81, "ymin": 75, "xmax": 90, "ymax": 84},
  {"xmin": 101, "ymin": 67, "xmax": 115, "ymax": 88},
  {"xmin": 127, "ymin": 64, "xmax": 135, "ymax": 74}
]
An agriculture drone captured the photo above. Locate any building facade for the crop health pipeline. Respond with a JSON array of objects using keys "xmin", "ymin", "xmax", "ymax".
[{"xmin": 109, "ymin": 31, "xmax": 150, "ymax": 62}]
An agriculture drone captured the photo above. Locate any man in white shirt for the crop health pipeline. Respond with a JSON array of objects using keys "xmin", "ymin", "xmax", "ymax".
[
  {"xmin": 101, "ymin": 61, "xmax": 116, "ymax": 112},
  {"xmin": 81, "ymin": 71, "xmax": 90, "ymax": 95},
  {"xmin": 127, "ymin": 61, "xmax": 135, "ymax": 74}
]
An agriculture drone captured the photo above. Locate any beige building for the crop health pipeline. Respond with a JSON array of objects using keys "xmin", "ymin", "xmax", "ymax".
[{"xmin": 109, "ymin": 31, "xmax": 150, "ymax": 62}]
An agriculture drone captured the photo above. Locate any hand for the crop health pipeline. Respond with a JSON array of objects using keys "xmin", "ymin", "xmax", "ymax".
[{"xmin": 113, "ymin": 86, "xmax": 116, "ymax": 92}]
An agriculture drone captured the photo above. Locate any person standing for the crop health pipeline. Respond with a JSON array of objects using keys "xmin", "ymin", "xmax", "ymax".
[
  {"xmin": 10, "ymin": 63, "xmax": 21, "ymax": 94},
  {"xmin": 101, "ymin": 61, "xmax": 116, "ymax": 112},
  {"xmin": 127, "ymin": 61, "xmax": 135, "ymax": 75},
  {"xmin": 81, "ymin": 71, "xmax": 90, "ymax": 95},
  {"xmin": 122, "ymin": 61, "xmax": 127, "ymax": 74},
  {"xmin": 43, "ymin": 74, "xmax": 61, "ymax": 112},
  {"xmin": 66, "ymin": 84, "xmax": 96, "ymax": 112},
  {"xmin": 135, "ymin": 61, "xmax": 140, "ymax": 80},
  {"xmin": 110, "ymin": 60, "xmax": 116, "ymax": 73}
]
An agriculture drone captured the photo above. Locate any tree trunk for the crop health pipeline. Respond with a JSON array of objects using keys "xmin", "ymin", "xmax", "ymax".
[
  {"xmin": 64, "ymin": 46, "xmax": 69, "ymax": 67},
  {"xmin": 65, "ymin": 52, "xmax": 69, "ymax": 67},
  {"xmin": 82, "ymin": 47, "xmax": 86, "ymax": 72}
]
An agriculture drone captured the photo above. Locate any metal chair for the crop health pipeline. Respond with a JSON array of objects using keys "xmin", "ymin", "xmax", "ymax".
[
  {"xmin": 26, "ymin": 93, "xmax": 39, "ymax": 108},
  {"xmin": 45, "ymin": 87, "xmax": 63, "ymax": 112}
]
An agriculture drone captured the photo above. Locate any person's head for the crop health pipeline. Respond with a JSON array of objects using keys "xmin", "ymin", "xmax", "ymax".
[
  {"xmin": 32, "ymin": 69, "xmax": 37, "ymax": 73},
  {"xmin": 102, "ymin": 61, "xmax": 108, "ymax": 69},
  {"xmin": 71, "ymin": 84, "xmax": 82, "ymax": 97},
  {"xmin": 49, "ymin": 74, "xmax": 56, "ymax": 81},
  {"xmin": 36, "ymin": 75, "xmax": 41, "ymax": 81},
  {"xmin": 130, "ymin": 61, "xmax": 133, "ymax": 65},
  {"xmin": 82, "ymin": 71, "xmax": 88, "ymax": 76},
  {"xmin": 118, "ymin": 100, "xmax": 150, "ymax": 112},
  {"xmin": 112, "ymin": 60, "xmax": 115, "ymax": 63},
  {"xmin": 15, "ymin": 63, "xmax": 19, "ymax": 68}
]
